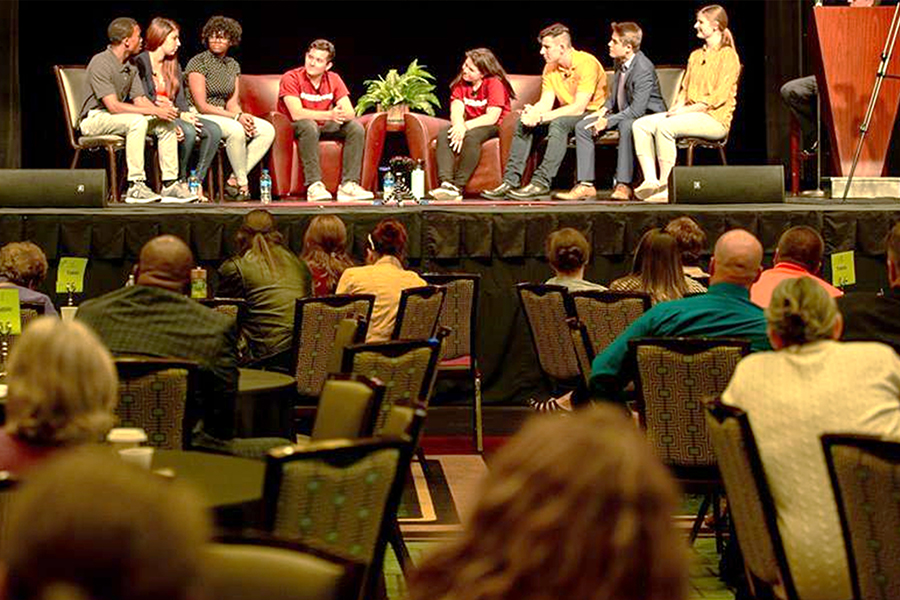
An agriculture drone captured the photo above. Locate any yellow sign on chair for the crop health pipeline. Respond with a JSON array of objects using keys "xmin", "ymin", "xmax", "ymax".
[
  {"xmin": 831, "ymin": 251, "xmax": 856, "ymax": 288},
  {"xmin": 0, "ymin": 289, "xmax": 21, "ymax": 335}
]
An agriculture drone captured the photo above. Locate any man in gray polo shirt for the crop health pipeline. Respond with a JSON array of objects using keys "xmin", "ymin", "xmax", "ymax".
[{"xmin": 79, "ymin": 17, "xmax": 194, "ymax": 203}]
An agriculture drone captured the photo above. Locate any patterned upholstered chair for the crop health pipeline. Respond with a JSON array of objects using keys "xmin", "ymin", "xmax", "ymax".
[
  {"xmin": 629, "ymin": 337, "xmax": 750, "ymax": 547},
  {"xmin": 114, "ymin": 357, "xmax": 198, "ymax": 450},
  {"xmin": 391, "ymin": 285, "xmax": 446, "ymax": 341},
  {"xmin": 569, "ymin": 290, "xmax": 651, "ymax": 357},
  {"xmin": 198, "ymin": 297, "xmax": 247, "ymax": 324},
  {"xmin": 422, "ymin": 273, "xmax": 483, "ymax": 452},
  {"xmin": 823, "ymin": 434, "xmax": 900, "ymax": 600},
  {"xmin": 516, "ymin": 283, "xmax": 594, "ymax": 398},
  {"xmin": 262, "ymin": 437, "xmax": 412, "ymax": 600},
  {"xmin": 706, "ymin": 398, "xmax": 799, "ymax": 600},
  {"xmin": 206, "ymin": 534, "xmax": 364, "ymax": 600},
  {"xmin": 292, "ymin": 295, "xmax": 375, "ymax": 402},
  {"xmin": 0, "ymin": 472, "xmax": 19, "ymax": 559}
]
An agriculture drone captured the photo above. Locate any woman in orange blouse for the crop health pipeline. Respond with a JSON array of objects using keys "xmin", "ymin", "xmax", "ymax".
[{"xmin": 632, "ymin": 4, "xmax": 740, "ymax": 203}]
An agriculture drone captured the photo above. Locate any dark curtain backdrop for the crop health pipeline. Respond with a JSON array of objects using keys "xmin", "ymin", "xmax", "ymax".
[{"xmin": 1, "ymin": 0, "xmax": 20, "ymax": 168}]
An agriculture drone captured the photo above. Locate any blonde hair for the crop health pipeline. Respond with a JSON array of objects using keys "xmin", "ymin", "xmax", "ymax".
[
  {"xmin": 766, "ymin": 277, "xmax": 839, "ymax": 347},
  {"xmin": 3, "ymin": 447, "xmax": 209, "ymax": 600},
  {"xmin": 407, "ymin": 405, "xmax": 688, "ymax": 600},
  {"xmin": 699, "ymin": 4, "xmax": 735, "ymax": 48},
  {"xmin": 5, "ymin": 318, "xmax": 118, "ymax": 446}
]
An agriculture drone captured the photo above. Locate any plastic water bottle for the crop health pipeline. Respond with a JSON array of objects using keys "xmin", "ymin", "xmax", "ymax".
[
  {"xmin": 411, "ymin": 160, "xmax": 425, "ymax": 201},
  {"xmin": 260, "ymin": 169, "xmax": 272, "ymax": 204},
  {"xmin": 383, "ymin": 170, "xmax": 395, "ymax": 203},
  {"xmin": 188, "ymin": 169, "xmax": 201, "ymax": 198}
]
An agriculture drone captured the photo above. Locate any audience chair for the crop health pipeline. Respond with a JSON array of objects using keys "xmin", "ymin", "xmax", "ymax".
[
  {"xmin": 262, "ymin": 437, "xmax": 412, "ymax": 600},
  {"xmin": 516, "ymin": 283, "xmax": 594, "ymax": 400},
  {"xmin": 0, "ymin": 472, "xmax": 18, "ymax": 559},
  {"xmin": 238, "ymin": 75, "xmax": 387, "ymax": 199},
  {"xmin": 630, "ymin": 337, "xmax": 750, "ymax": 548},
  {"xmin": 198, "ymin": 297, "xmax": 247, "ymax": 324},
  {"xmin": 207, "ymin": 533, "xmax": 365, "ymax": 600},
  {"xmin": 4, "ymin": 301, "xmax": 46, "ymax": 357},
  {"xmin": 295, "ymin": 373, "xmax": 386, "ymax": 444},
  {"xmin": 569, "ymin": 290, "xmax": 651, "ymax": 357},
  {"xmin": 114, "ymin": 357, "xmax": 198, "ymax": 450},
  {"xmin": 705, "ymin": 398, "xmax": 800, "ymax": 600},
  {"xmin": 823, "ymin": 433, "xmax": 900, "ymax": 600},
  {"xmin": 54, "ymin": 65, "xmax": 123, "ymax": 202},
  {"xmin": 422, "ymin": 273, "xmax": 483, "ymax": 452},
  {"xmin": 292, "ymin": 295, "xmax": 375, "ymax": 401},
  {"xmin": 391, "ymin": 285, "xmax": 446, "ymax": 341}
]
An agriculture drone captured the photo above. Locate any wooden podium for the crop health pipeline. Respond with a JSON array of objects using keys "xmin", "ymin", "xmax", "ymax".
[{"xmin": 814, "ymin": 6, "xmax": 900, "ymax": 177}]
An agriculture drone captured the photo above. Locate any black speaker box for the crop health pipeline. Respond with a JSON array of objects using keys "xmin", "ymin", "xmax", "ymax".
[
  {"xmin": 0, "ymin": 169, "xmax": 106, "ymax": 208},
  {"xmin": 670, "ymin": 165, "xmax": 784, "ymax": 204}
]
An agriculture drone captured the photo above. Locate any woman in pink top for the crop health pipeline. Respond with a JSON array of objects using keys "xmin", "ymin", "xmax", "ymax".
[
  {"xmin": 430, "ymin": 48, "xmax": 515, "ymax": 201},
  {"xmin": 336, "ymin": 219, "xmax": 425, "ymax": 342}
]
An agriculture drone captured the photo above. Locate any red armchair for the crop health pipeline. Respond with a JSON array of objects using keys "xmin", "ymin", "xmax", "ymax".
[
  {"xmin": 404, "ymin": 75, "xmax": 542, "ymax": 194},
  {"xmin": 239, "ymin": 74, "xmax": 387, "ymax": 199}
]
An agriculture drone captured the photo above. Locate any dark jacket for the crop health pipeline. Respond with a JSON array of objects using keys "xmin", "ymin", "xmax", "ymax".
[
  {"xmin": 134, "ymin": 51, "xmax": 191, "ymax": 112},
  {"xmin": 838, "ymin": 288, "xmax": 900, "ymax": 355},
  {"xmin": 604, "ymin": 50, "xmax": 667, "ymax": 129}
]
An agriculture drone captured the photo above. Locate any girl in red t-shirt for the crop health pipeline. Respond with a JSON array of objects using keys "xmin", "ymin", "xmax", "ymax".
[{"xmin": 430, "ymin": 48, "xmax": 515, "ymax": 201}]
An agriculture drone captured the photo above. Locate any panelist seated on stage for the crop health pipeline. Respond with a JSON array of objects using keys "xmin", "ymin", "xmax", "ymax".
[
  {"xmin": 750, "ymin": 225, "xmax": 843, "ymax": 308},
  {"xmin": 277, "ymin": 38, "xmax": 374, "ymax": 202},
  {"xmin": 481, "ymin": 22, "xmax": 607, "ymax": 201},
  {"xmin": 429, "ymin": 48, "xmax": 515, "ymax": 202},
  {"xmin": 0, "ymin": 318, "xmax": 117, "ymax": 475},
  {"xmin": 0, "ymin": 241, "xmax": 57, "ymax": 317},
  {"xmin": 560, "ymin": 22, "xmax": 667, "ymax": 202},
  {"xmin": 590, "ymin": 229, "xmax": 770, "ymax": 404},
  {"xmin": 632, "ymin": 4, "xmax": 740, "ymax": 204},
  {"xmin": 80, "ymin": 17, "xmax": 195, "ymax": 204},
  {"xmin": 76, "ymin": 235, "xmax": 239, "ymax": 443}
]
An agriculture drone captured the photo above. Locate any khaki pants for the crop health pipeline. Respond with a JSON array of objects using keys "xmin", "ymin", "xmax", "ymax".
[
  {"xmin": 632, "ymin": 111, "xmax": 727, "ymax": 166},
  {"xmin": 80, "ymin": 110, "xmax": 178, "ymax": 183}
]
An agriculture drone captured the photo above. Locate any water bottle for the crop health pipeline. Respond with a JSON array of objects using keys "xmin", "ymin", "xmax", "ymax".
[
  {"xmin": 383, "ymin": 170, "xmax": 395, "ymax": 203},
  {"xmin": 260, "ymin": 169, "xmax": 272, "ymax": 204},
  {"xmin": 411, "ymin": 160, "xmax": 425, "ymax": 201},
  {"xmin": 188, "ymin": 169, "xmax": 201, "ymax": 198}
]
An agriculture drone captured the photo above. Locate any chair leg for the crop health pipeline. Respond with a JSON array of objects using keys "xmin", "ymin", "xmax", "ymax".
[
  {"xmin": 712, "ymin": 493, "xmax": 725, "ymax": 554},
  {"xmin": 388, "ymin": 518, "xmax": 412, "ymax": 578},
  {"xmin": 415, "ymin": 446, "xmax": 431, "ymax": 482},
  {"xmin": 474, "ymin": 369, "xmax": 483, "ymax": 454},
  {"xmin": 106, "ymin": 146, "xmax": 119, "ymax": 203},
  {"xmin": 70, "ymin": 149, "xmax": 81, "ymax": 169},
  {"xmin": 217, "ymin": 149, "xmax": 225, "ymax": 203},
  {"xmin": 689, "ymin": 494, "xmax": 711, "ymax": 544},
  {"xmin": 719, "ymin": 146, "xmax": 727, "ymax": 166},
  {"xmin": 686, "ymin": 144, "xmax": 695, "ymax": 167}
]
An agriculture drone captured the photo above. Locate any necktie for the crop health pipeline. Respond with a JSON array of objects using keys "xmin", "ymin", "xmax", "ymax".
[{"xmin": 616, "ymin": 66, "xmax": 628, "ymax": 112}]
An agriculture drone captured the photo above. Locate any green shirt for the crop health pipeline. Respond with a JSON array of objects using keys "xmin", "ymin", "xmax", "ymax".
[{"xmin": 590, "ymin": 282, "xmax": 770, "ymax": 400}]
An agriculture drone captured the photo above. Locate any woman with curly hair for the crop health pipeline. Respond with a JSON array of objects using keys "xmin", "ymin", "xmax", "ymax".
[
  {"xmin": 0, "ymin": 241, "xmax": 57, "ymax": 317},
  {"xmin": 0, "ymin": 318, "xmax": 118, "ymax": 474},
  {"xmin": 611, "ymin": 228, "xmax": 706, "ymax": 303},
  {"xmin": 301, "ymin": 215, "xmax": 355, "ymax": 296},
  {"xmin": 336, "ymin": 218, "xmax": 425, "ymax": 341},
  {"xmin": 407, "ymin": 405, "xmax": 688, "ymax": 600},
  {"xmin": 544, "ymin": 227, "xmax": 607, "ymax": 292},
  {"xmin": 186, "ymin": 15, "xmax": 275, "ymax": 201}
]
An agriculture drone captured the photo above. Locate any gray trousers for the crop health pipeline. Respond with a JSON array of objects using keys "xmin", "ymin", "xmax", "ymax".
[
  {"xmin": 292, "ymin": 119, "xmax": 365, "ymax": 186},
  {"xmin": 503, "ymin": 114, "xmax": 585, "ymax": 188},
  {"xmin": 575, "ymin": 113, "xmax": 637, "ymax": 185}
]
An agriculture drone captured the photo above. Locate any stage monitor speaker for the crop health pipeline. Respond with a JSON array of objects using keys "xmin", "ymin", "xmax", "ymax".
[
  {"xmin": 670, "ymin": 165, "xmax": 784, "ymax": 204},
  {"xmin": 0, "ymin": 169, "xmax": 106, "ymax": 208}
]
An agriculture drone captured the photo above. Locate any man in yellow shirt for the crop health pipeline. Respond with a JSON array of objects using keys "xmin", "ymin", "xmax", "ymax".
[{"xmin": 482, "ymin": 23, "xmax": 607, "ymax": 200}]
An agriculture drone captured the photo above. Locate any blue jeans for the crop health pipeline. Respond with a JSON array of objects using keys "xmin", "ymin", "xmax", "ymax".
[
  {"xmin": 502, "ymin": 114, "xmax": 585, "ymax": 188},
  {"xmin": 178, "ymin": 117, "xmax": 222, "ymax": 181}
]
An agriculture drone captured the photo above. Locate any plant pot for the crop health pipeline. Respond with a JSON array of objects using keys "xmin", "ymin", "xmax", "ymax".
[{"xmin": 379, "ymin": 103, "xmax": 409, "ymax": 126}]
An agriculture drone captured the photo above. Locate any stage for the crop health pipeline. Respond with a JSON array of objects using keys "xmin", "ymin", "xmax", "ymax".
[{"xmin": 5, "ymin": 196, "xmax": 899, "ymax": 405}]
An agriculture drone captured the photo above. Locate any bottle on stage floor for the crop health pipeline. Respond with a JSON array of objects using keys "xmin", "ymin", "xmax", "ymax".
[
  {"xmin": 260, "ymin": 169, "xmax": 272, "ymax": 204},
  {"xmin": 411, "ymin": 160, "xmax": 425, "ymax": 201},
  {"xmin": 188, "ymin": 169, "xmax": 201, "ymax": 199},
  {"xmin": 383, "ymin": 170, "xmax": 395, "ymax": 204}
]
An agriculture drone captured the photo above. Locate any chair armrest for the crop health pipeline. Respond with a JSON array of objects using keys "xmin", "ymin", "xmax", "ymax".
[
  {"xmin": 498, "ymin": 110, "xmax": 522, "ymax": 175},
  {"xmin": 357, "ymin": 112, "xmax": 386, "ymax": 192},
  {"xmin": 404, "ymin": 113, "xmax": 451, "ymax": 190},
  {"xmin": 260, "ymin": 111, "xmax": 295, "ymax": 198}
]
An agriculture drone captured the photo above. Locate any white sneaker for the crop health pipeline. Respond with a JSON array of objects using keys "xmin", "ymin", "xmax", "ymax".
[
  {"xmin": 430, "ymin": 182, "xmax": 462, "ymax": 201},
  {"xmin": 634, "ymin": 179, "xmax": 660, "ymax": 200},
  {"xmin": 337, "ymin": 181, "xmax": 375, "ymax": 202},
  {"xmin": 644, "ymin": 186, "xmax": 669, "ymax": 203},
  {"xmin": 307, "ymin": 181, "xmax": 333, "ymax": 202},
  {"xmin": 123, "ymin": 181, "xmax": 161, "ymax": 204},
  {"xmin": 159, "ymin": 181, "xmax": 198, "ymax": 204}
]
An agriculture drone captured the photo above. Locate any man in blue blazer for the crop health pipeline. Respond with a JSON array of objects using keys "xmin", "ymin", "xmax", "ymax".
[{"xmin": 557, "ymin": 22, "xmax": 666, "ymax": 201}]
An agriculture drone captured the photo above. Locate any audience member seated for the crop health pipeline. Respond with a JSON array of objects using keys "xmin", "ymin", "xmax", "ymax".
[
  {"xmin": 336, "ymin": 218, "xmax": 425, "ymax": 342},
  {"xmin": 2, "ymin": 447, "xmax": 209, "ymax": 600},
  {"xmin": 0, "ymin": 318, "xmax": 117, "ymax": 474},
  {"xmin": 406, "ymin": 406, "xmax": 688, "ymax": 600},
  {"xmin": 186, "ymin": 15, "xmax": 275, "ymax": 201},
  {"xmin": 591, "ymin": 229, "xmax": 769, "ymax": 403},
  {"xmin": 750, "ymin": 225, "xmax": 842, "ymax": 308},
  {"xmin": 300, "ymin": 215, "xmax": 355, "ymax": 296},
  {"xmin": 838, "ymin": 221, "xmax": 900, "ymax": 354},
  {"xmin": 665, "ymin": 216, "xmax": 709, "ymax": 282},
  {"xmin": 76, "ymin": 235, "xmax": 238, "ymax": 443},
  {"xmin": 0, "ymin": 242, "xmax": 58, "ymax": 317},
  {"xmin": 544, "ymin": 227, "xmax": 607, "ymax": 292},
  {"xmin": 218, "ymin": 209, "xmax": 311, "ymax": 372},
  {"xmin": 610, "ymin": 228, "xmax": 706, "ymax": 304},
  {"xmin": 723, "ymin": 277, "xmax": 900, "ymax": 600}
]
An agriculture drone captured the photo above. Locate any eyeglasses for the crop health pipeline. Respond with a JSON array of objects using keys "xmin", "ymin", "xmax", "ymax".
[{"xmin": 208, "ymin": 33, "xmax": 229, "ymax": 42}]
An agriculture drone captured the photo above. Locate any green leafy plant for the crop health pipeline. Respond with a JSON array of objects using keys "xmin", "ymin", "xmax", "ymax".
[{"xmin": 355, "ymin": 60, "xmax": 441, "ymax": 116}]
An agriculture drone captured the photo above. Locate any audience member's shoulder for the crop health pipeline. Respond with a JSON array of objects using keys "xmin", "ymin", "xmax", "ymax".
[{"xmin": 840, "ymin": 339, "xmax": 900, "ymax": 362}]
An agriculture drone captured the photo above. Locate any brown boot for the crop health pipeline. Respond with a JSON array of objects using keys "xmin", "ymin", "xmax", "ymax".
[
  {"xmin": 610, "ymin": 183, "xmax": 633, "ymax": 200},
  {"xmin": 554, "ymin": 183, "xmax": 597, "ymax": 201}
]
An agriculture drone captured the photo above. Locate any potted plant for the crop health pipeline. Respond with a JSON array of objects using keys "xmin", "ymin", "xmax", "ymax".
[{"xmin": 355, "ymin": 60, "xmax": 441, "ymax": 126}]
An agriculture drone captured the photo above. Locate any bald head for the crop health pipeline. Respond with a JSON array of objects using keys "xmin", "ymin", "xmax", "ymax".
[
  {"xmin": 135, "ymin": 236, "xmax": 194, "ymax": 293},
  {"xmin": 710, "ymin": 229, "xmax": 763, "ymax": 287}
]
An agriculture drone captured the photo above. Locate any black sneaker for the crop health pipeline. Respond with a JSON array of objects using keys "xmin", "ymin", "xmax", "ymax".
[
  {"xmin": 481, "ymin": 181, "xmax": 514, "ymax": 200},
  {"xmin": 508, "ymin": 181, "xmax": 550, "ymax": 200}
]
